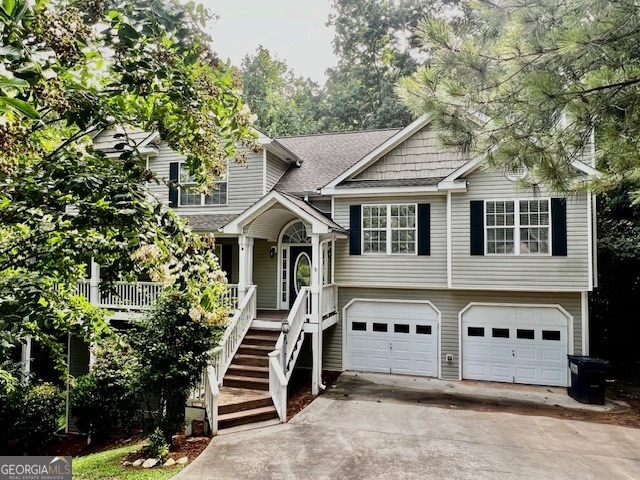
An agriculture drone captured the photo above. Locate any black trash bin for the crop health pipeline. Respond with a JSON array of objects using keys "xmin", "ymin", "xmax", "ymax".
[{"xmin": 567, "ymin": 355, "xmax": 609, "ymax": 405}]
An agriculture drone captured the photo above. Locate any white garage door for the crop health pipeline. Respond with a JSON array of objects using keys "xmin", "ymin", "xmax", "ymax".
[
  {"xmin": 462, "ymin": 305, "xmax": 569, "ymax": 387},
  {"xmin": 345, "ymin": 300, "xmax": 439, "ymax": 377}
]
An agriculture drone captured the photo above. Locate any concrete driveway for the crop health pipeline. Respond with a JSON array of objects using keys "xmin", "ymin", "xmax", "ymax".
[{"xmin": 176, "ymin": 377, "xmax": 640, "ymax": 480}]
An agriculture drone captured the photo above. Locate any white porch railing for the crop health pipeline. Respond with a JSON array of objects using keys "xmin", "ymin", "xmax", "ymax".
[
  {"xmin": 99, "ymin": 282, "xmax": 163, "ymax": 310},
  {"xmin": 74, "ymin": 281, "xmax": 240, "ymax": 313},
  {"xmin": 269, "ymin": 287, "xmax": 310, "ymax": 421},
  {"xmin": 321, "ymin": 283, "xmax": 338, "ymax": 318},
  {"xmin": 197, "ymin": 285, "xmax": 257, "ymax": 435}
]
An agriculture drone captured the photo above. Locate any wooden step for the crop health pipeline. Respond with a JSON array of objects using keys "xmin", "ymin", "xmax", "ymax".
[
  {"xmin": 218, "ymin": 405, "xmax": 279, "ymax": 430},
  {"xmin": 224, "ymin": 375, "xmax": 269, "ymax": 391},
  {"xmin": 227, "ymin": 364, "xmax": 269, "ymax": 379},
  {"xmin": 247, "ymin": 327, "xmax": 281, "ymax": 338},
  {"xmin": 233, "ymin": 354, "xmax": 268, "ymax": 367},
  {"xmin": 218, "ymin": 395, "xmax": 273, "ymax": 415},
  {"xmin": 243, "ymin": 335, "xmax": 278, "ymax": 347},
  {"xmin": 237, "ymin": 344, "xmax": 273, "ymax": 355}
]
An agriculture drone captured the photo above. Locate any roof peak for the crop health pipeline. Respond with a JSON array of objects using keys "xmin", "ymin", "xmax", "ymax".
[{"xmin": 276, "ymin": 127, "xmax": 402, "ymax": 140}]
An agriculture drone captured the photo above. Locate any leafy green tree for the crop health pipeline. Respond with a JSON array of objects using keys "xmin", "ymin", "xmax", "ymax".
[
  {"xmin": 398, "ymin": 0, "xmax": 640, "ymax": 200},
  {"xmin": 0, "ymin": 0, "xmax": 257, "ymax": 387},
  {"xmin": 240, "ymin": 46, "xmax": 323, "ymax": 137},
  {"xmin": 323, "ymin": 0, "xmax": 466, "ymax": 131}
]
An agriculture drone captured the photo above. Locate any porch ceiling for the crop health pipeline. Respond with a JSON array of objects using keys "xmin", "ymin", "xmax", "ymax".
[{"xmin": 245, "ymin": 206, "xmax": 298, "ymax": 242}]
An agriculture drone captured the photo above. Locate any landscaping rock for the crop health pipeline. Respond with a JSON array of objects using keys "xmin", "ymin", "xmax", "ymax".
[
  {"xmin": 142, "ymin": 458, "xmax": 159, "ymax": 468},
  {"xmin": 176, "ymin": 456, "xmax": 189, "ymax": 465},
  {"xmin": 132, "ymin": 459, "xmax": 145, "ymax": 467},
  {"xmin": 163, "ymin": 458, "xmax": 176, "ymax": 467},
  {"xmin": 122, "ymin": 461, "xmax": 133, "ymax": 467},
  {"xmin": 186, "ymin": 436, "xmax": 208, "ymax": 443}
]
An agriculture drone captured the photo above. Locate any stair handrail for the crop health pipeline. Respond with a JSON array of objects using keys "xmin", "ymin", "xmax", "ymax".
[
  {"xmin": 213, "ymin": 285, "xmax": 257, "ymax": 384},
  {"xmin": 269, "ymin": 287, "xmax": 310, "ymax": 421},
  {"xmin": 203, "ymin": 365, "xmax": 219, "ymax": 435}
]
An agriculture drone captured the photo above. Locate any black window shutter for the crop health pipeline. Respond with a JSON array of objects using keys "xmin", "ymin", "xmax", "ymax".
[
  {"xmin": 221, "ymin": 244, "xmax": 233, "ymax": 281},
  {"xmin": 349, "ymin": 205, "xmax": 362, "ymax": 255},
  {"xmin": 417, "ymin": 203, "xmax": 430, "ymax": 256},
  {"xmin": 169, "ymin": 162, "xmax": 179, "ymax": 207},
  {"xmin": 470, "ymin": 200, "xmax": 484, "ymax": 256},
  {"xmin": 551, "ymin": 198, "xmax": 567, "ymax": 256}
]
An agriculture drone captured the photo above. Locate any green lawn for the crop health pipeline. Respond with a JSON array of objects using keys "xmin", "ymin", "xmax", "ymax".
[{"xmin": 72, "ymin": 442, "xmax": 184, "ymax": 480}]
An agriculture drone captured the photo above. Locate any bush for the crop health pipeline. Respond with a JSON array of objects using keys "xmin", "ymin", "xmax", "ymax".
[
  {"xmin": 70, "ymin": 337, "xmax": 141, "ymax": 442},
  {"xmin": 12, "ymin": 383, "xmax": 65, "ymax": 454},
  {"xmin": 148, "ymin": 428, "xmax": 169, "ymax": 460}
]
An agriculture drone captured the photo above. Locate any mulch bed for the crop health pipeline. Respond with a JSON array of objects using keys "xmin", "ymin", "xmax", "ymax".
[{"xmin": 287, "ymin": 369, "xmax": 342, "ymax": 419}]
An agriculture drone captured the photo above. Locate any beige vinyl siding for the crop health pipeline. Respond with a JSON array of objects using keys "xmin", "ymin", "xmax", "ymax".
[
  {"xmin": 355, "ymin": 125, "xmax": 468, "ymax": 180},
  {"xmin": 451, "ymin": 168, "xmax": 590, "ymax": 290},
  {"xmin": 325, "ymin": 288, "xmax": 582, "ymax": 378},
  {"xmin": 266, "ymin": 152, "xmax": 289, "ymax": 192},
  {"xmin": 253, "ymin": 239, "xmax": 277, "ymax": 309},
  {"xmin": 147, "ymin": 146, "xmax": 264, "ymax": 215},
  {"xmin": 308, "ymin": 197, "xmax": 331, "ymax": 214},
  {"xmin": 332, "ymin": 195, "xmax": 447, "ymax": 287}
]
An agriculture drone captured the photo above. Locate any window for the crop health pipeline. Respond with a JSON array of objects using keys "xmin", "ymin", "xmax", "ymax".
[
  {"xmin": 517, "ymin": 329, "xmax": 535, "ymax": 339},
  {"xmin": 542, "ymin": 330, "xmax": 561, "ymax": 341},
  {"xmin": 372, "ymin": 323, "xmax": 388, "ymax": 332},
  {"xmin": 362, "ymin": 204, "xmax": 416, "ymax": 254},
  {"xmin": 179, "ymin": 164, "xmax": 227, "ymax": 206},
  {"xmin": 416, "ymin": 325, "xmax": 432, "ymax": 335},
  {"xmin": 352, "ymin": 322, "xmax": 366, "ymax": 331},
  {"xmin": 394, "ymin": 324, "xmax": 410, "ymax": 333},
  {"xmin": 485, "ymin": 199, "xmax": 550, "ymax": 255},
  {"xmin": 492, "ymin": 328, "xmax": 510, "ymax": 338},
  {"xmin": 467, "ymin": 327, "xmax": 485, "ymax": 337}
]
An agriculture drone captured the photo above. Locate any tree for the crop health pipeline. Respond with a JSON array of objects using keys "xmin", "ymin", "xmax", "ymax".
[
  {"xmin": 398, "ymin": 0, "xmax": 640, "ymax": 201},
  {"xmin": 0, "ymin": 0, "xmax": 257, "ymax": 388},
  {"xmin": 240, "ymin": 46, "xmax": 323, "ymax": 137},
  {"xmin": 323, "ymin": 0, "xmax": 466, "ymax": 131}
]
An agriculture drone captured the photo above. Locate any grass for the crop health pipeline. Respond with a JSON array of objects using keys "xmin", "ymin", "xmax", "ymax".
[{"xmin": 72, "ymin": 442, "xmax": 184, "ymax": 480}]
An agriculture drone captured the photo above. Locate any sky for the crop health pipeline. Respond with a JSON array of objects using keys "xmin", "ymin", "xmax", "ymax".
[{"xmin": 201, "ymin": 0, "xmax": 337, "ymax": 84}]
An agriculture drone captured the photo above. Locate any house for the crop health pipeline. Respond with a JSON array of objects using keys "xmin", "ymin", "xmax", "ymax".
[{"xmin": 84, "ymin": 115, "xmax": 598, "ymax": 431}]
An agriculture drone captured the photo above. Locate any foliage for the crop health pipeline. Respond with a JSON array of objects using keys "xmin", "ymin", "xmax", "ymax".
[
  {"xmin": 589, "ymin": 182, "xmax": 640, "ymax": 360},
  {"xmin": 130, "ymin": 288, "xmax": 226, "ymax": 440},
  {"xmin": 240, "ymin": 46, "xmax": 324, "ymax": 137},
  {"xmin": 10, "ymin": 382, "xmax": 65, "ymax": 454},
  {"xmin": 323, "ymin": 0, "xmax": 467, "ymax": 131},
  {"xmin": 398, "ymin": 0, "xmax": 640, "ymax": 200},
  {"xmin": 0, "ymin": 0, "xmax": 256, "ymax": 387},
  {"xmin": 148, "ymin": 427, "xmax": 170, "ymax": 460},
  {"xmin": 70, "ymin": 338, "xmax": 141, "ymax": 441},
  {"xmin": 72, "ymin": 441, "xmax": 184, "ymax": 479}
]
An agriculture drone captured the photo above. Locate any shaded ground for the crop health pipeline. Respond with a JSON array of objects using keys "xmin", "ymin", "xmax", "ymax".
[
  {"xmin": 329, "ymin": 372, "xmax": 640, "ymax": 429},
  {"xmin": 287, "ymin": 369, "xmax": 342, "ymax": 419}
]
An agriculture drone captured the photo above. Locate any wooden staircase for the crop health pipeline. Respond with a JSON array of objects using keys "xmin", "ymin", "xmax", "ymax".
[{"xmin": 217, "ymin": 326, "xmax": 281, "ymax": 430}]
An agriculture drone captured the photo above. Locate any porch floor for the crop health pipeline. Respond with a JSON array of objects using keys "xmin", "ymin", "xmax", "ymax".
[
  {"xmin": 255, "ymin": 310, "xmax": 289, "ymax": 322},
  {"xmin": 218, "ymin": 386, "xmax": 271, "ymax": 407}
]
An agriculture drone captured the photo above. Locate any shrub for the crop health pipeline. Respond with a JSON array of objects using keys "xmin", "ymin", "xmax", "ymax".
[
  {"xmin": 130, "ymin": 290, "xmax": 224, "ymax": 440},
  {"xmin": 148, "ymin": 427, "xmax": 170, "ymax": 460},
  {"xmin": 12, "ymin": 383, "xmax": 65, "ymax": 454},
  {"xmin": 69, "ymin": 337, "xmax": 141, "ymax": 442}
]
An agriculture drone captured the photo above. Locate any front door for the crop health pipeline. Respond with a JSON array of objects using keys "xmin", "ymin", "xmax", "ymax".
[{"xmin": 289, "ymin": 246, "xmax": 312, "ymax": 308}]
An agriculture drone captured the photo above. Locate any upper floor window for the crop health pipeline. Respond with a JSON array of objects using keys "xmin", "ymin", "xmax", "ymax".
[
  {"xmin": 486, "ymin": 199, "xmax": 550, "ymax": 255},
  {"xmin": 179, "ymin": 164, "xmax": 227, "ymax": 206},
  {"xmin": 363, "ymin": 204, "xmax": 416, "ymax": 254}
]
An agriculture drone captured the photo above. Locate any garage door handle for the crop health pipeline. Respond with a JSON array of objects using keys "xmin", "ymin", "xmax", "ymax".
[{"xmin": 512, "ymin": 350, "xmax": 515, "ymax": 357}]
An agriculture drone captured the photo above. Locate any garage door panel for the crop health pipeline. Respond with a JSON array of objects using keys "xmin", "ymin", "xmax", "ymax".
[
  {"xmin": 346, "ymin": 301, "xmax": 439, "ymax": 377},
  {"xmin": 462, "ymin": 305, "xmax": 569, "ymax": 387}
]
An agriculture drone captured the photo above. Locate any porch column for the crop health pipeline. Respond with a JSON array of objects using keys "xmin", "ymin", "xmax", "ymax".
[
  {"xmin": 89, "ymin": 259, "xmax": 100, "ymax": 307},
  {"xmin": 311, "ymin": 234, "xmax": 323, "ymax": 394},
  {"xmin": 237, "ymin": 235, "xmax": 254, "ymax": 301},
  {"xmin": 20, "ymin": 335, "xmax": 32, "ymax": 383}
]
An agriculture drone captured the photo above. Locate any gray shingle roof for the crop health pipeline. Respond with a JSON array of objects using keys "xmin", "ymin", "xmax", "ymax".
[
  {"xmin": 274, "ymin": 129, "xmax": 400, "ymax": 195},
  {"xmin": 181, "ymin": 214, "xmax": 238, "ymax": 231},
  {"xmin": 336, "ymin": 177, "xmax": 445, "ymax": 189}
]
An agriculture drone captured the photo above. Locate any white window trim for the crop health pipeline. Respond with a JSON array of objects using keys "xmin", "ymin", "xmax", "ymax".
[
  {"xmin": 361, "ymin": 203, "xmax": 418, "ymax": 255},
  {"xmin": 484, "ymin": 198, "xmax": 552, "ymax": 256},
  {"xmin": 177, "ymin": 162, "xmax": 228, "ymax": 207}
]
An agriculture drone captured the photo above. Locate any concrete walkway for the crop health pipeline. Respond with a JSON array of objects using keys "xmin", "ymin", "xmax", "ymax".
[{"xmin": 175, "ymin": 374, "xmax": 640, "ymax": 480}]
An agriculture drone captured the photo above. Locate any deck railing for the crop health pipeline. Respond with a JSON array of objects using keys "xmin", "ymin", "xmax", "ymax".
[
  {"xmin": 321, "ymin": 283, "xmax": 338, "ymax": 318},
  {"xmin": 74, "ymin": 281, "xmax": 240, "ymax": 313}
]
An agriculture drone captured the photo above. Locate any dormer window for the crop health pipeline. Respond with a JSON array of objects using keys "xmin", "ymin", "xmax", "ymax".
[{"xmin": 179, "ymin": 163, "xmax": 227, "ymax": 206}]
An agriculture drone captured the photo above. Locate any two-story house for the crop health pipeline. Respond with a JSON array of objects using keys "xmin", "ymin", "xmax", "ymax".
[{"xmin": 87, "ymin": 115, "xmax": 598, "ymax": 432}]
